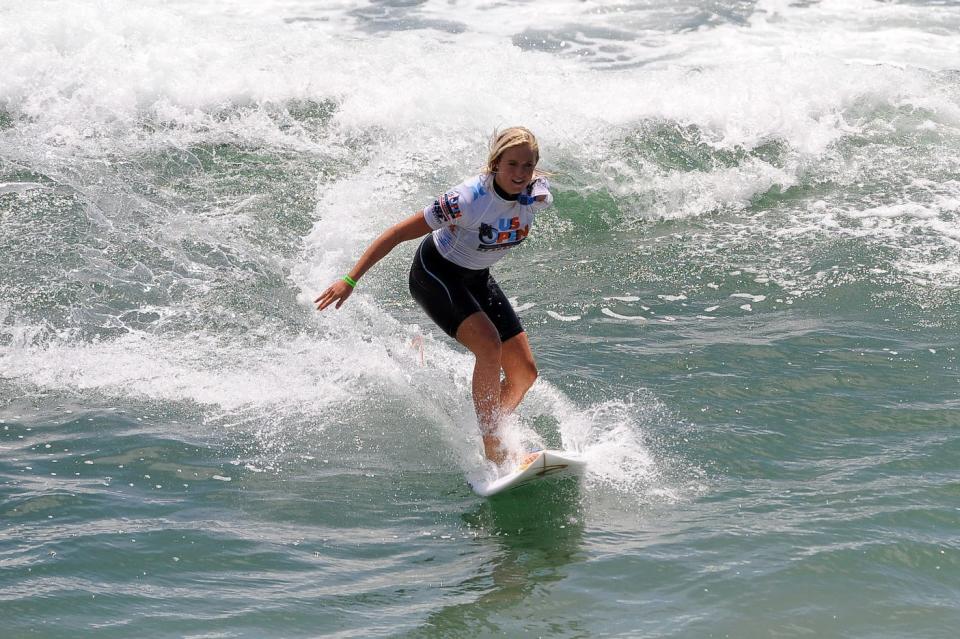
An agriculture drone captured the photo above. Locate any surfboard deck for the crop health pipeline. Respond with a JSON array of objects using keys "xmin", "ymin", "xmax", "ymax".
[{"xmin": 475, "ymin": 449, "xmax": 586, "ymax": 497}]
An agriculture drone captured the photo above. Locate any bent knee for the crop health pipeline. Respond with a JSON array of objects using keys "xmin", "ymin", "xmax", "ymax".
[
  {"xmin": 525, "ymin": 362, "xmax": 539, "ymax": 386},
  {"xmin": 457, "ymin": 314, "xmax": 503, "ymax": 360},
  {"xmin": 470, "ymin": 326, "xmax": 502, "ymax": 358},
  {"xmin": 512, "ymin": 360, "xmax": 539, "ymax": 388},
  {"xmin": 476, "ymin": 337, "xmax": 503, "ymax": 364}
]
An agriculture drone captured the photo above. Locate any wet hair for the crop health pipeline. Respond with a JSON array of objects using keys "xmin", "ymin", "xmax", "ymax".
[{"xmin": 485, "ymin": 127, "xmax": 542, "ymax": 176}]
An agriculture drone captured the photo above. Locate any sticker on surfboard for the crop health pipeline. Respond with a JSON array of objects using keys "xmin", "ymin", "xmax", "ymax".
[{"xmin": 475, "ymin": 449, "xmax": 586, "ymax": 497}]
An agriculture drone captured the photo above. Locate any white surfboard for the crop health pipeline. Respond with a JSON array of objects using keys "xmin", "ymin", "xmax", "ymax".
[{"xmin": 475, "ymin": 449, "xmax": 586, "ymax": 497}]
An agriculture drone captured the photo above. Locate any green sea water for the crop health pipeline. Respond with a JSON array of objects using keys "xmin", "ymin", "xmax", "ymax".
[{"xmin": 3, "ymin": 1, "xmax": 960, "ymax": 637}]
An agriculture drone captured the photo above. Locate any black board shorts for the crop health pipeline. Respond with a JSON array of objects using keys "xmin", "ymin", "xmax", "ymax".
[{"xmin": 408, "ymin": 235, "xmax": 524, "ymax": 342}]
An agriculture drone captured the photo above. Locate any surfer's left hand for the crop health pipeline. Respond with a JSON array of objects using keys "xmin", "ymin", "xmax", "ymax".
[{"xmin": 315, "ymin": 280, "xmax": 354, "ymax": 311}]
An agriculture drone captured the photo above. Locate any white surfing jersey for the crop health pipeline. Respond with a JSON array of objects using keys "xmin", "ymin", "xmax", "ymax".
[{"xmin": 422, "ymin": 174, "xmax": 553, "ymax": 270}]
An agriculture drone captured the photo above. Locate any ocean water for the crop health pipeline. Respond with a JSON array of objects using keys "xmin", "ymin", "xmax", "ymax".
[{"xmin": 2, "ymin": 0, "xmax": 959, "ymax": 636}]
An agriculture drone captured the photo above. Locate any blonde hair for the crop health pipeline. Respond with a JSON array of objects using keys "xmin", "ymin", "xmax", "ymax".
[{"xmin": 485, "ymin": 127, "xmax": 545, "ymax": 176}]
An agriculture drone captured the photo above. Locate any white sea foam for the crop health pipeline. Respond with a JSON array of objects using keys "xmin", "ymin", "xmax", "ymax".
[
  {"xmin": 520, "ymin": 385, "xmax": 671, "ymax": 498},
  {"xmin": 601, "ymin": 308, "xmax": 648, "ymax": 322},
  {"xmin": 546, "ymin": 311, "xmax": 581, "ymax": 322},
  {"xmin": 4, "ymin": 0, "xmax": 955, "ymax": 165},
  {"xmin": 845, "ymin": 204, "xmax": 941, "ymax": 221}
]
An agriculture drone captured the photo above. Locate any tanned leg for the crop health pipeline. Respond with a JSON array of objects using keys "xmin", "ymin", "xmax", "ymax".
[
  {"xmin": 455, "ymin": 312, "xmax": 505, "ymax": 464},
  {"xmin": 499, "ymin": 331, "xmax": 538, "ymax": 417}
]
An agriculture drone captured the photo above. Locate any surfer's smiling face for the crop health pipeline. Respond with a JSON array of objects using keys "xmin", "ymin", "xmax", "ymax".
[{"xmin": 493, "ymin": 143, "xmax": 537, "ymax": 195}]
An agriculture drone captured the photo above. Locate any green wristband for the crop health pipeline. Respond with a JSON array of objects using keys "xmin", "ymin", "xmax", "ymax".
[{"xmin": 342, "ymin": 275, "xmax": 358, "ymax": 288}]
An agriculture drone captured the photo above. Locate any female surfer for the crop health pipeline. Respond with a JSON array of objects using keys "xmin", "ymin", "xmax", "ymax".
[{"xmin": 314, "ymin": 127, "xmax": 553, "ymax": 465}]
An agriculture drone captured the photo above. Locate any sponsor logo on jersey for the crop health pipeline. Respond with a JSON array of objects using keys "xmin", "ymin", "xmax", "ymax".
[
  {"xmin": 478, "ymin": 216, "xmax": 529, "ymax": 251},
  {"xmin": 431, "ymin": 191, "xmax": 462, "ymax": 224},
  {"xmin": 467, "ymin": 181, "xmax": 487, "ymax": 200}
]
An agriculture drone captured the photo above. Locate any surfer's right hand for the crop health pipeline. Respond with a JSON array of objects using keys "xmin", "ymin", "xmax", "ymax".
[{"xmin": 314, "ymin": 279, "xmax": 354, "ymax": 311}]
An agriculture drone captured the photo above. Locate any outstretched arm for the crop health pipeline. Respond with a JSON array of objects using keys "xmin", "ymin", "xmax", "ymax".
[{"xmin": 314, "ymin": 212, "xmax": 432, "ymax": 311}]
